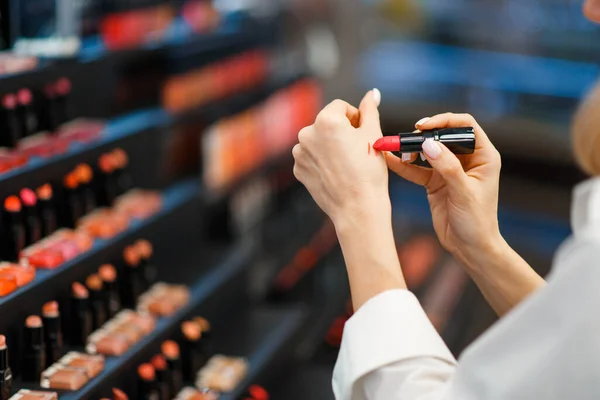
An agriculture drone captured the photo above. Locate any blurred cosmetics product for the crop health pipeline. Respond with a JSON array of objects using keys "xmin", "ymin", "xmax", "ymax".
[
  {"xmin": 122, "ymin": 245, "xmax": 143, "ymax": 307},
  {"xmin": 36, "ymin": 184, "xmax": 57, "ymax": 238},
  {"xmin": 0, "ymin": 272, "xmax": 18, "ymax": 296},
  {"xmin": 242, "ymin": 384, "xmax": 270, "ymax": 400},
  {"xmin": 42, "ymin": 84, "xmax": 60, "ymax": 133},
  {"xmin": 42, "ymin": 301, "xmax": 62, "ymax": 365},
  {"xmin": 0, "ymin": 263, "xmax": 35, "ymax": 287},
  {"xmin": 112, "ymin": 149, "xmax": 131, "ymax": 195},
  {"xmin": 397, "ymin": 235, "xmax": 442, "ymax": 291},
  {"xmin": 75, "ymin": 164, "xmax": 96, "ymax": 214},
  {"xmin": 78, "ymin": 208, "xmax": 129, "ymax": 239},
  {"xmin": 86, "ymin": 310, "xmax": 155, "ymax": 356},
  {"xmin": 86, "ymin": 274, "xmax": 107, "ymax": 330},
  {"xmin": 54, "ymin": 78, "xmax": 71, "ymax": 126},
  {"xmin": 137, "ymin": 283, "xmax": 190, "ymax": 317},
  {"xmin": 40, "ymin": 363, "xmax": 87, "ymax": 391},
  {"xmin": 99, "ymin": 264, "xmax": 121, "ymax": 318},
  {"xmin": 8, "ymin": 389, "xmax": 57, "ymax": 400},
  {"xmin": 17, "ymin": 89, "xmax": 37, "ymax": 137},
  {"xmin": 1, "ymin": 94, "xmax": 21, "ymax": 148},
  {"xmin": 113, "ymin": 189, "xmax": 162, "ymax": 220},
  {"xmin": 20, "ymin": 229, "xmax": 93, "ymax": 269},
  {"xmin": 112, "ymin": 388, "xmax": 129, "ymax": 400},
  {"xmin": 3, "ymin": 195, "xmax": 25, "ymax": 261},
  {"xmin": 161, "ymin": 340, "xmax": 183, "ymax": 395},
  {"xmin": 192, "ymin": 317, "xmax": 211, "ymax": 350},
  {"xmin": 174, "ymin": 387, "xmax": 218, "ymax": 400},
  {"xmin": 151, "ymin": 355, "xmax": 170, "ymax": 400},
  {"xmin": 97, "ymin": 153, "xmax": 117, "ymax": 206},
  {"xmin": 138, "ymin": 363, "xmax": 160, "ymax": 400},
  {"xmin": 58, "ymin": 352, "xmax": 104, "ymax": 379},
  {"xmin": 0, "ymin": 335, "xmax": 12, "ymax": 400},
  {"xmin": 23, "ymin": 315, "xmax": 45, "ymax": 382},
  {"xmin": 195, "ymin": 355, "xmax": 248, "ymax": 392},
  {"xmin": 62, "ymin": 172, "xmax": 82, "ymax": 228},
  {"xmin": 20, "ymin": 188, "xmax": 41, "ymax": 246},
  {"xmin": 136, "ymin": 239, "xmax": 155, "ymax": 290},
  {"xmin": 181, "ymin": 321, "xmax": 206, "ymax": 381},
  {"xmin": 0, "ymin": 54, "xmax": 38, "ymax": 76},
  {"xmin": 71, "ymin": 282, "xmax": 92, "ymax": 346}
]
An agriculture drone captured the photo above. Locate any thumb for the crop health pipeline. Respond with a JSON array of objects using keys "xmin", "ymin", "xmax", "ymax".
[
  {"xmin": 358, "ymin": 89, "xmax": 381, "ymax": 131},
  {"xmin": 422, "ymin": 139, "xmax": 469, "ymax": 192}
]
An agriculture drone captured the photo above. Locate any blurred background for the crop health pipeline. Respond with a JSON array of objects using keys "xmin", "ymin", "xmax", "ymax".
[{"xmin": 0, "ymin": 0, "xmax": 596, "ymax": 399}]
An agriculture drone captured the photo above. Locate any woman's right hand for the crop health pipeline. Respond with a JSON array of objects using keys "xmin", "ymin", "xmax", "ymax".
[{"xmin": 385, "ymin": 113, "xmax": 503, "ymax": 268}]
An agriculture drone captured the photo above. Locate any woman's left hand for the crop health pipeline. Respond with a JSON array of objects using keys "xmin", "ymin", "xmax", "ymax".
[{"xmin": 292, "ymin": 90, "xmax": 390, "ymax": 226}]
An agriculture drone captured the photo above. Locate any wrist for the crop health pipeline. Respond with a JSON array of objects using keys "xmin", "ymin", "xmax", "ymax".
[
  {"xmin": 455, "ymin": 231, "xmax": 510, "ymax": 273},
  {"xmin": 332, "ymin": 196, "xmax": 392, "ymax": 238}
]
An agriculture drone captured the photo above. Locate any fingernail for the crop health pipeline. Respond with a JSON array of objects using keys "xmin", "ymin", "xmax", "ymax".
[
  {"xmin": 422, "ymin": 139, "xmax": 442, "ymax": 160},
  {"xmin": 372, "ymin": 88, "xmax": 381, "ymax": 107},
  {"xmin": 402, "ymin": 153, "xmax": 412, "ymax": 163},
  {"xmin": 415, "ymin": 117, "xmax": 430, "ymax": 127},
  {"xmin": 420, "ymin": 152, "xmax": 426, "ymax": 162}
]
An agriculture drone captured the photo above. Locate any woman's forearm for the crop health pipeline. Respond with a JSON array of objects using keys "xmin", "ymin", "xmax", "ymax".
[
  {"xmin": 334, "ymin": 200, "xmax": 407, "ymax": 311},
  {"xmin": 459, "ymin": 238, "xmax": 546, "ymax": 317}
]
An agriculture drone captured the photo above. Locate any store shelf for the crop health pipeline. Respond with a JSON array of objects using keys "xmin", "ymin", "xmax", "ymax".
[
  {"xmin": 270, "ymin": 364, "xmax": 335, "ymax": 400},
  {"xmin": 215, "ymin": 306, "xmax": 307, "ymax": 400},
  {"xmin": 0, "ymin": 178, "xmax": 200, "ymax": 330},
  {"xmin": 61, "ymin": 239, "xmax": 257, "ymax": 400}
]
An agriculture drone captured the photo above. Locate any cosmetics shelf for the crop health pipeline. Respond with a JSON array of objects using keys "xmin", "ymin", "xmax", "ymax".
[
  {"xmin": 0, "ymin": 72, "xmax": 305, "ymax": 198},
  {"xmin": 214, "ymin": 306, "xmax": 307, "ymax": 400},
  {"xmin": 0, "ymin": 178, "xmax": 201, "ymax": 329},
  {"xmin": 269, "ymin": 364, "xmax": 335, "ymax": 400},
  {"xmin": 59, "ymin": 239, "xmax": 257, "ymax": 400}
]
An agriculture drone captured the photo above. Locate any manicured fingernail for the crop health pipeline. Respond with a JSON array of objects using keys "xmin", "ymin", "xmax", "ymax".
[
  {"xmin": 402, "ymin": 153, "xmax": 412, "ymax": 163},
  {"xmin": 372, "ymin": 88, "xmax": 381, "ymax": 107},
  {"xmin": 420, "ymin": 152, "xmax": 426, "ymax": 162},
  {"xmin": 422, "ymin": 139, "xmax": 441, "ymax": 159},
  {"xmin": 415, "ymin": 117, "xmax": 430, "ymax": 127}
]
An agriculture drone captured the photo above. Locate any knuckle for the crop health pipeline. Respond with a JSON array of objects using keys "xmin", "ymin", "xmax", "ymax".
[
  {"xmin": 292, "ymin": 144, "xmax": 302, "ymax": 159},
  {"xmin": 293, "ymin": 165, "xmax": 302, "ymax": 181},
  {"xmin": 316, "ymin": 113, "xmax": 339, "ymax": 128},
  {"xmin": 297, "ymin": 127, "xmax": 311, "ymax": 144}
]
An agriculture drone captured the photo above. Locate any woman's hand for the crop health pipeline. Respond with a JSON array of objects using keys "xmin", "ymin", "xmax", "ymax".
[
  {"xmin": 386, "ymin": 113, "xmax": 544, "ymax": 315},
  {"xmin": 292, "ymin": 90, "xmax": 390, "ymax": 226},
  {"xmin": 293, "ymin": 90, "xmax": 407, "ymax": 309},
  {"xmin": 385, "ymin": 113, "xmax": 503, "ymax": 267}
]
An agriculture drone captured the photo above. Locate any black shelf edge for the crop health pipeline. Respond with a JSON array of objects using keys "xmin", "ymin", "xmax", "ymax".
[
  {"xmin": 61, "ymin": 239, "xmax": 257, "ymax": 400},
  {"xmin": 0, "ymin": 179, "xmax": 200, "ymax": 327},
  {"xmin": 216, "ymin": 306, "xmax": 307, "ymax": 400}
]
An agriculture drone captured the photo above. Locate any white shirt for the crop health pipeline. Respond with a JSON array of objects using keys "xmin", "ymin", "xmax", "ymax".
[{"xmin": 333, "ymin": 177, "xmax": 600, "ymax": 400}]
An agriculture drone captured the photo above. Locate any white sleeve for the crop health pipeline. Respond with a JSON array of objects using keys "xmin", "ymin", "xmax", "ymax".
[
  {"xmin": 332, "ymin": 290, "xmax": 458, "ymax": 400},
  {"xmin": 333, "ymin": 237, "xmax": 600, "ymax": 400}
]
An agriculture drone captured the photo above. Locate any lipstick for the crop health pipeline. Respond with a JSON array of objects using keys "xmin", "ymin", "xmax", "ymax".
[
  {"xmin": 181, "ymin": 321, "xmax": 206, "ymax": 381},
  {"xmin": 1, "ymin": 94, "xmax": 21, "ymax": 148},
  {"xmin": 62, "ymin": 173, "xmax": 82, "ymax": 228},
  {"xmin": 36, "ymin": 184, "xmax": 57, "ymax": 238},
  {"xmin": 112, "ymin": 149, "xmax": 131, "ymax": 195},
  {"xmin": 121, "ymin": 245, "xmax": 143, "ymax": 308},
  {"xmin": 3, "ymin": 196, "xmax": 25, "ymax": 262},
  {"xmin": 0, "ymin": 335, "xmax": 12, "ymax": 400},
  {"xmin": 161, "ymin": 340, "xmax": 183, "ymax": 395},
  {"xmin": 54, "ymin": 78, "xmax": 71, "ymax": 126},
  {"xmin": 86, "ymin": 274, "xmax": 107, "ymax": 330},
  {"xmin": 137, "ymin": 363, "xmax": 159, "ymax": 400},
  {"xmin": 136, "ymin": 239, "xmax": 155, "ymax": 290},
  {"xmin": 246, "ymin": 385, "xmax": 270, "ymax": 400},
  {"xmin": 20, "ymin": 188, "xmax": 41, "ymax": 246},
  {"xmin": 43, "ymin": 84, "xmax": 60, "ymax": 133},
  {"xmin": 98, "ymin": 153, "xmax": 117, "ymax": 206},
  {"xmin": 42, "ymin": 301, "xmax": 63, "ymax": 365},
  {"xmin": 75, "ymin": 164, "xmax": 96, "ymax": 214},
  {"xmin": 151, "ymin": 355, "xmax": 170, "ymax": 400},
  {"xmin": 98, "ymin": 264, "xmax": 120, "ymax": 318},
  {"xmin": 23, "ymin": 315, "xmax": 46, "ymax": 382},
  {"xmin": 373, "ymin": 127, "xmax": 476, "ymax": 154},
  {"xmin": 70, "ymin": 282, "xmax": 92, "ymax": 346},
  {"xmin": 17, "ymin": 89, "xmax": 37, "ymax": 137}
]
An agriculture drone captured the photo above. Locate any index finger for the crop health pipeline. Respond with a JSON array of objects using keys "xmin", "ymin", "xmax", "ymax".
[
  {"xmin": 318, "ymin": 99, "xmax": 361, "ymax": 128},
  {"xmin": 416, "ymin": 112, "xmax": 494, "ymax": 151}
]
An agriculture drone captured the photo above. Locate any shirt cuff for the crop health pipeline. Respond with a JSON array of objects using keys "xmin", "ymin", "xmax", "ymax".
[{"xmin": 333, "ymin": 290, "xmax": 457, "ymax": 399}]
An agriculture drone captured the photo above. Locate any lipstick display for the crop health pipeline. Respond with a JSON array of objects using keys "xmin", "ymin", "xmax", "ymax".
[
  {"xmin": 98, "ymin": 264, "xmax": 120, "ymax": 318},
  {"xmin": 161, "ymin": 340, "xmax": 183, "ymax": 396},
  {"xmin": 86, "ymin": 274, "xmax": 107, "ymax": 330},
  {"xmin": 137, "ymin": 363, "xmax": 159, "ymax": 400},
  {"xmin": 62, "ymin": 173, "xmax": 82, "ymax": 228},
  {"xmin": 1, "ymin": 94, "xmax": 21, "ymax": 148},
  {"xmin": 17, "ymin": 89, "xmax": 37, "ymax": 137},
  {"xmin": 70, "ymin": 283, "xmax": 92, "ymax": 346},
  {"xmin": 36, "ymin": 184, "xmax": 57, "ymax": 238}
]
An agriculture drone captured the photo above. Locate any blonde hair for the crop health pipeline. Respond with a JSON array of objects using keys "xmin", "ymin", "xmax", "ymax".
[{"xmin": 572, "ymin": 80, "xmax": 600, "ymax": 176}]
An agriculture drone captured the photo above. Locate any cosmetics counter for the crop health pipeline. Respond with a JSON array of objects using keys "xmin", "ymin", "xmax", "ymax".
[{"xmin": 0, "ymin": 1, "xmax": 354, "ymax": 399}]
